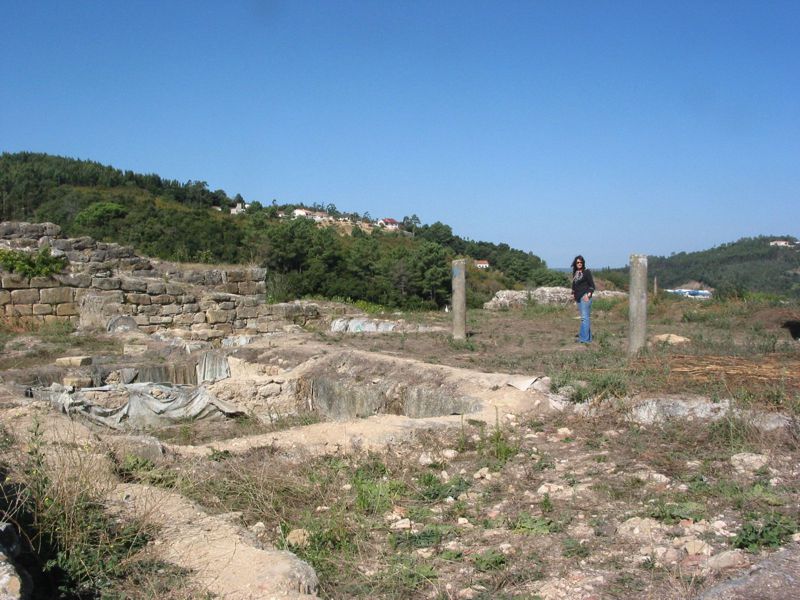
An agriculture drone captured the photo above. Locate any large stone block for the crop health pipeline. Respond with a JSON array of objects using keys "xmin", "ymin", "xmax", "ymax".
[
  {"xmin": 219, "ymin": 301, "xmax": 236, "ymax": 310},
  {"xmin": 238, "ymin": 281, "xmax": 260, "ymax": 295},
  {"xmin": 10, "ymin": 288, "xmax": 39, "ymax": 304},
  {"xmin": 165, "ymin": 283, "xmax": 185, "ymax": 295},
  {"xmin": 32, "ymin": 303, "xmax": 53, "ymax": 315},
  {"xmin": 92, "ymin": 277, "xmax": 121, "ymax": 290},
  {"xmin": 56, "ymin": 302, "xmax": 79, "ymax": 316},
  {"xmin": 43, "ymin": 315, "xmax": 71, "ymax": 325},
  {"xmin": 1, "ymin": 274, "xmax": 29, "ymax": 289},
  {"xmin": 150, "ymin": 294, "xmax": 175, "ymax": 305},
  {"xmin": 222, "ymin": 283, "xmax": 240, "ymax": 294},
  {"xmin": 6, "ymin": 304, "xmax": 33, "ymax": 316},
  {"xmin": 146, "ymin": 281, "xmax": 166, "ymax": 295},
  {"xmin": 55, "ymin": 356, "xmax": 92, "ymax": 367},
  {"xmin": 54, "ymin": 273, "xmax": 92, "ymax": 288},
  {"xmin": 29, "ymin": 276, "xmax": 58, "ymax": 288},
  {"xmin": 236, "ymin": 306, "xmax": 259, "ymax": 319},
  {"xmin": 149, "ymin": 316, "xmax": 174, "ymax": 325},
  {"xmin": 40, "ymin": 287, "xmax": 74, "ymax": 304},
  {"xmin": 0, "ymin": 290, "xmax": 9, "ymax": 305},
  {"xmin": 172, "ymin": 313, "xmax": 195, "ymax": 325},
  {"xmin": 248, "ymin": 267, "xmax": 267, "ymax": 281},
  {"xmin": 120, "ymin": 277, "xmax": 148, "ymax": 292},
  {"xmin": 182, "ymin": 303, "xmax": 200, "ymax": 313},
  {"xmin": 160, "ymin": 304, "xmax": 182, "ymax": 316},
  {"xmin": 206, "ymin": 309, "xmax": 234, "ymax": 324},
  {"xmin": 125, "ymin": 293, "xmax": 151, "ymax": 305},
  {"xmin": 226, "ymin": 269, "xmax": 247, "ymax": 283}
]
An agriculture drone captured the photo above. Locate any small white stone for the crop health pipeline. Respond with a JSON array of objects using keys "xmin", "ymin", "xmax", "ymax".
[{"xmin": 390, "ymin": 518, "xmax": 412, "ymax": 530}]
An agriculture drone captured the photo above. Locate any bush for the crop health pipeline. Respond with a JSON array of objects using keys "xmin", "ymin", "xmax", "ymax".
[{"xmin": 0, "ymin": 247, "xmax": 67, "ymax": 277}]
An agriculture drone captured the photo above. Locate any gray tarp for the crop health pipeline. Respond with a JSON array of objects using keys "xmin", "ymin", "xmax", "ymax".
[{"xmin": 36, "ymin": 383, "xmax": 244, "ymax": 429}]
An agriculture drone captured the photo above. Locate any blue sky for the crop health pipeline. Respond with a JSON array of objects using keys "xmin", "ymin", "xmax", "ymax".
[{"xmin": 2, "ymin": 1, "xmax": 798, "ymax": 268}]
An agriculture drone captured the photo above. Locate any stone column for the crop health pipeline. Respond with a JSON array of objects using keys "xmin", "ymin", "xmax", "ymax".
[
  {"xmin": 451, "ymin": 259, "xmax": 466, "ymax": 340},
  {"xmin": 628, "ymin": 254, "xmax": 648, "ymax": 355}
]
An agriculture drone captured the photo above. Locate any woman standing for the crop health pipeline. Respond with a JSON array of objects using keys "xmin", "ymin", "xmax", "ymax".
[{"xmin": 571, "ymin": 255, "xmax": 595, "ymax": 343}]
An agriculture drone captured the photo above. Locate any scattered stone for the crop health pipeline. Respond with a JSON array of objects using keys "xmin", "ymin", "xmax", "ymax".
[
  {"xmin": 617, "ymin": 517, "xmax": 665, "ymax": 542},
  {"xmin": 705, "ymin": 549, "xmax": 748, "ymax": 572},
  {"xmin": 650, "ymin": 333, "xmax": 691, "ymax": 346},
  {"xmin": 286, "ymin": 528, "xmax": 311, "ymax": 548},
  {"xmin": 731, "ymin": 452, "xmax": 769, "ymax": 474},
  {"xmin": 390, "ymin": 518, "xmax": 412, "ymax": 530},
  {"xmin": 55, "ymin": 355, "xmax": 92, "ymax": 366},
  {"xmin": 62, "ymin": 376, "xmax": 93, "ymax": 388},
  {"xmin": 473, "ymin": 467, "xmax": 491, "ymax": 480},
  {"xmin": 536, "ymin": 482, "xmax": 566, "ymax": 496},
  {"xmin": 682, "ymin": 538, "xmax": 713, "ymax": 556},
  {"xmin": 418, "ymin": 452, "xmax": 434, "ymax": 466}
]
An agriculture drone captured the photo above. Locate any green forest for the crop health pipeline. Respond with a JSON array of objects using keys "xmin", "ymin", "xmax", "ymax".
[
  {"xmin": 602, "ymin": 237, "xmax": 800, "ymax": 299},
  {"xmin": 0, "ymin": 152, "xmax": 567, "ymax": 308}
]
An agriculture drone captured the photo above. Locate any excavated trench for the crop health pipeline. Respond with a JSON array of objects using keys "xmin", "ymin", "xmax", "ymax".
[{"xmin": 23, "ymin": 342, "xmax": 496, "ymax": 434}]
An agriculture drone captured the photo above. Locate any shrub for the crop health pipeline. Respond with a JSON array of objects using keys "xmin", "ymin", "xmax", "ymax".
[{"xmin": 0, "ymin": 247, "xmax": 67, "ymax": 277}]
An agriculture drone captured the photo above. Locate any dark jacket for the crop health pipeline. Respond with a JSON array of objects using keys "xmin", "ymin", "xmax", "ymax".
[{"xmin": 571, "ymin": 268, "xmax": 595, "ymax": 302}]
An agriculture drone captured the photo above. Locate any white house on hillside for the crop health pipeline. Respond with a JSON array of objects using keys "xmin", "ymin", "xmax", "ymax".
[
  {"xmin": 474, "ymin": 260, "xmax": 490, "ymax": 269},
  {"xmin": 377, "ymin": 218, "xmax": 400, "ymax": 230},
  {"xmin": 230, "ymin": 201, "xmax": 250, "ymax": 215}
]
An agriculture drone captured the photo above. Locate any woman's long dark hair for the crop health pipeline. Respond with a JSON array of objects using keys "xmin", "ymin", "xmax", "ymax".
[{"xmin": 571, "ymin": 255, "xmax": 586, "ymax": 276}]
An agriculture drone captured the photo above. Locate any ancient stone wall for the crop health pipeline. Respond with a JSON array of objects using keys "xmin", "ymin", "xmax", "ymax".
[{"xmin": 1, "ymin": 222, "xmax": 317, "ymax": 336}]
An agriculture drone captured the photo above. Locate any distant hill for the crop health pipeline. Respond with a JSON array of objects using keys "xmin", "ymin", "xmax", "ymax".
[
  {"xmin": 0, "ymin": 151, "xmax": 566, "ymax": 308},
  {"xmin": 604, "ymin": 237, "xmax": 800, "ymax": 299}
]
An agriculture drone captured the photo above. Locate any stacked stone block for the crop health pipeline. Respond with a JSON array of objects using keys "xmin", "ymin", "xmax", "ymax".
[{"xmin": 1, "ymin": 221, "xmax": 319, "ymax": 335}]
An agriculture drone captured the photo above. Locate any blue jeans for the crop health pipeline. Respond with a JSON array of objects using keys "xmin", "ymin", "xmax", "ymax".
[{"xmin": 577, "ymin": 296, "xmax": 592, "ymax": 343}]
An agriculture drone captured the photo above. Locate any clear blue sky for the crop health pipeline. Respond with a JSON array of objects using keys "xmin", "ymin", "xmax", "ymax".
[{"xmin": 2, "ymin": 1, "xmax": 798, "ymax": 268}]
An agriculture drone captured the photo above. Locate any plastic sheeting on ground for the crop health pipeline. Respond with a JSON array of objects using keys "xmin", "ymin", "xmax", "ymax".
[{"xmin": 35, "ymin": 382, "xmax": 244, "ymax": 430}]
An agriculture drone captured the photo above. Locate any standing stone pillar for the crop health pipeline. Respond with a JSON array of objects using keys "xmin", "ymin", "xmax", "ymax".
[
  {"xmin": 451, "ymin": 259, "xmax": 466, "ymax": 340},
  {"xmin": 628, "ymin": 254, "xmax": 648, "ymax": 355}
]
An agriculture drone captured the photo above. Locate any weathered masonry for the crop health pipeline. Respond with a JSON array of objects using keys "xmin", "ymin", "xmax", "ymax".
[{"xmin": 0, "ymin": 222, "xmax": 320, "ymax": 338}]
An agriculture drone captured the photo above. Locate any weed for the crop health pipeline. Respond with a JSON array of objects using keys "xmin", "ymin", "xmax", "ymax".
[
  {"xmin": 707, "ymin": 415, "xmax": 758, "ymax": 453},
  {"xmin": 114, "ymin": 454, "xmax": 176, "ymax": 486},
  {"xmin": 439, "ymin": 549, "xmax": 464, "ymax": 561},
  {"xmin": 510, "ymin": 513, "xmax": 563, "ymax": 535},
  {"xmin": 0, "ymin": 425, "xmax": 14, "ymax": 452},
  {"xmin": 417, "ymin": 472, "xmax": 470, "ymax": 502},
  {"xmin": 473, "ymin": 549, "xmax": 507, "ymax": 571},
  {"xmin": 562, "ymin": 537, "xmax": 590, "ymax": 559},
  {"xmin": 10, "ymin": 421, "xmax": 152, "ymax": 597},
  {"xmin": 390, "ymin": 524, "xmax": 452, "ymax": 550},
  {"xmin": 732, "ymin": 512, "xmax": 798, "ymax": 552},
  {"xmin": 448, "ymin": 337, "xmax": 477, "ymax": 351},
  {"xmin": 208, "ymin": 448, "xmax": 233, "ymax": 462},
  {"xmin": 477, "ymin": 408, "xmax": 519, "ymax": 468},
  {"xmin": 371, "ymin": 558, "xmax": 437, "ymax": 595},
  {"xmin": 539, "ymin": 493, "xmax": 553, "ymax": 513},
  {"xmin": 648, "ymin": 500, "xmax": 706, "ymax": 524},
  {"xmin": 532, "ymin": 454, "xmax": 555, "ymax": 472}
]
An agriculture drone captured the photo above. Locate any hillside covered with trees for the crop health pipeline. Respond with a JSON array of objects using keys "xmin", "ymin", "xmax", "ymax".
[
  {"xmin": 602, "ymin": 237, "xmax": 800, "ymax": 299},
  {"xmin": 0, "ymin": 152, "xmax": 565, "ymax": 308}
]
